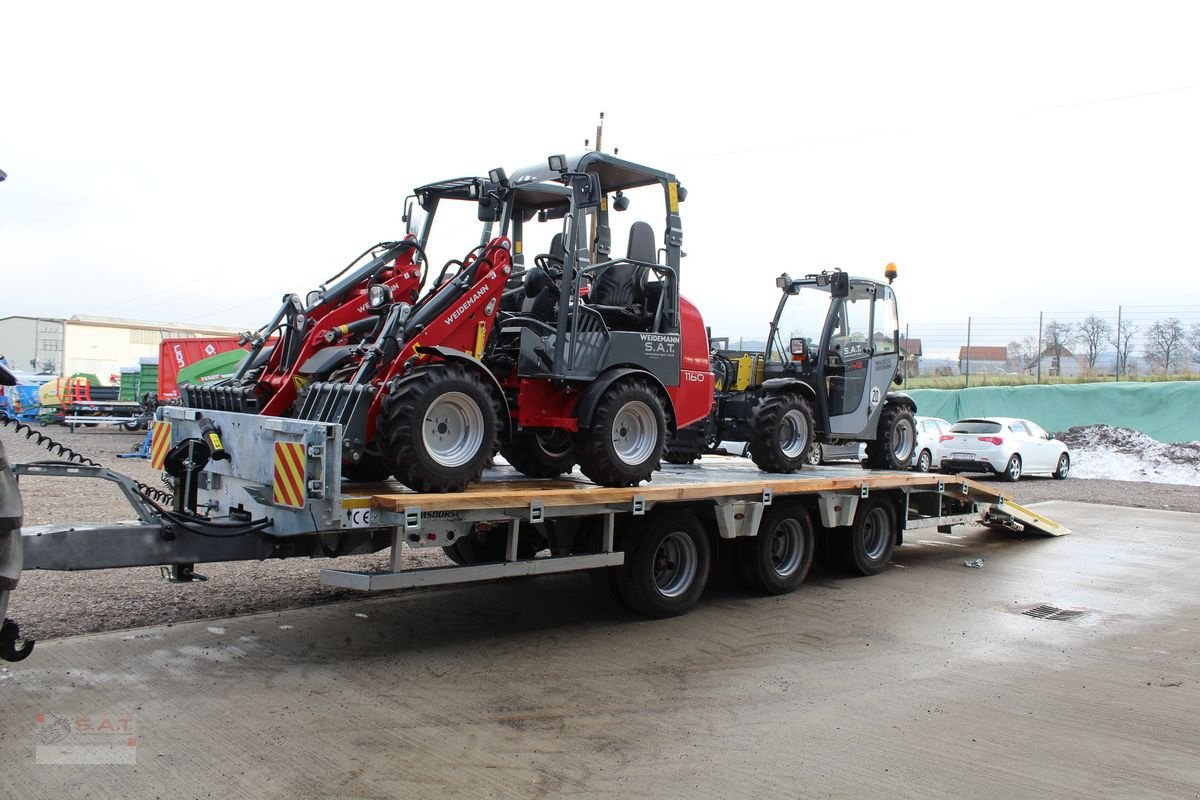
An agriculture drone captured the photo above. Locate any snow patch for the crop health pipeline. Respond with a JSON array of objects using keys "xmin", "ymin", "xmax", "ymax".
[{"xmin": 1059, "ymin": 425, "xmax": 1200, "ymax": 487}]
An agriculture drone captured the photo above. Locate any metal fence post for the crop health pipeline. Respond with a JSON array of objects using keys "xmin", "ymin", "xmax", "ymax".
[
  {"xmin": 965, "ymin": 317, "xmax": 972, "ymax": 388},
  {"xmin": 1037, "ymin": 311, "xmax": 1043, "ymax": 384}
]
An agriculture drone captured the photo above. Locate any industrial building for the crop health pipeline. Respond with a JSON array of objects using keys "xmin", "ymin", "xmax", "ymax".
[{"xmin": 0, "ymin": 315, "xmax": 242, "ymax": 380}]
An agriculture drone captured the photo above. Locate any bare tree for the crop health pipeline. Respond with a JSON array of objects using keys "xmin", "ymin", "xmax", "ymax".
[
  {"xmin": 1042, "ymin": 320, "xmax": 1075, "ymax": 376},
  {"xmin": 1108, "ymin": 319, "xmax": 1137, "ymax": 376},
  {"xmin": 1078, "ymin": 314, "xmax": 1112, "ymax": 371},
  {"xmin": 1190, "ymin": 323, "xmax": 1200, "ymax": 368},
  {"xmin": 1143, "ymin": 318, "xmax": 1190, "ymax": 375},
  {"xmin": 1006, "ymin": 341, "xmax": 1024, "ymax": 372}
]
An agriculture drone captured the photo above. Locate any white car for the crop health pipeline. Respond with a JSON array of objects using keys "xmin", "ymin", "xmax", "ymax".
[
  {"xmin": 938, "ymin": 417, "xmax": 1070, "ymax": 482},
  {"xmin": 912, "ymin": 416, "xmax": 952, "ymax": 473}
]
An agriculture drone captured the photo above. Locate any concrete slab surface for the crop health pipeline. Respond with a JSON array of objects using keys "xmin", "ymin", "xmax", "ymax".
[{"xmin": 2, "ymin": 500, "xmax": 1197, "ymax": 799}]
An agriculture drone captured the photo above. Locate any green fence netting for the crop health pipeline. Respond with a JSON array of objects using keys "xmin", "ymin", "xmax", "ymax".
[{"xmin": 906, "ymin": 381, "xmax": 1200, "ymax": 444}]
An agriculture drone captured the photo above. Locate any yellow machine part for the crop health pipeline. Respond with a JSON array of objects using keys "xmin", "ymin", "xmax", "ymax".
[{"xmin": 733, "ymin": 354, "xmax": 764, "ymax": 391}]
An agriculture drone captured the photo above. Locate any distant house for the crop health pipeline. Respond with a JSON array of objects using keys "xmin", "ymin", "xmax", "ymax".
[
  {"xmin": 1031, "ymin": 346, "xmax": 1081, "ymax": 377},
  {"xmin": 958, "ymin": 346, "xmax": 1008, "ymax": 375},
  {"xmin": 900, "ymin": 337, "xmax": 922, "ymax": 376}
]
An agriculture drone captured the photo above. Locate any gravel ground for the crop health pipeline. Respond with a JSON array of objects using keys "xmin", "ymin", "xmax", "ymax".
[{"xmin": 4, "ymin": 423, "xmax": 1197, "ymax": 642}]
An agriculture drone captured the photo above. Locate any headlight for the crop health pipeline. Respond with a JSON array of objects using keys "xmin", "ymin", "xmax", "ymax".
[{"xmin": 368, "ymin": 284, "xmax": 392, "ymax": 309}]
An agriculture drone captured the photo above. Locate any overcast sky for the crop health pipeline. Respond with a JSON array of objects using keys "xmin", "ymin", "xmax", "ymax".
[{"xmin": 2, "ymin": 2, "xmax": 1198, "ymax": 356}]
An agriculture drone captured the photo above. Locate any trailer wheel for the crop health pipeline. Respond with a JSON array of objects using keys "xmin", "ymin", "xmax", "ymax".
[
  {"xmin": 380, "ymin": 363, "xmax": 501, "ymax": 493},
  {"xmin": 864, "ymin": 404, "xmax": 915, "ymax": 470},
  {"xmin": 576, "ymin": 378, "xmax": 666, "ymax": 487},
  {"xmin": 749, "ymin": 393, "xmax": 814, "ymax": 473},
  {"xmin": 838, "ymin": 497, "xmax": 897, "ymax": 576},
  {"xmin": 500, "ymin": 428, "xmax": 575, "ymax": 478},
  {"xmin": 737, "ymin": 503, "xmax": 815, "ymax": 595},
  {"xmin": 617, "ymin": 511, "xmax": 711, "ymax": 618}
]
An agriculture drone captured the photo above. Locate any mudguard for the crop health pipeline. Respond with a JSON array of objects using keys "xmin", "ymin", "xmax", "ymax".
[
  {"xmin": 413, "ymin": 346, "xmax": 512, "ymax": 437},
  {"xmin": 575, "ymin": 367, "xmax": 674, "ymax": 432},
  {"xmin": 885, "ymin": 391, "xmax": 918, "ymax": 413},
  {"xmin": 760, "ymin": 377, "xmax": 818, "ymax": 402}
]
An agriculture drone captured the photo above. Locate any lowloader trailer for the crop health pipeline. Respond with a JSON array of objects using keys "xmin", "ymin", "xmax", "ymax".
[{"xmin": 0, "ymin": 406, "xmax": 1067, "ymax": 660}]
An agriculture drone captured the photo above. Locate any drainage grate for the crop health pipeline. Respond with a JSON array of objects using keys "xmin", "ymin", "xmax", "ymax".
[{"xmin": 1023, "ymin": 604, "xmax": 1088, "ymax": 621}]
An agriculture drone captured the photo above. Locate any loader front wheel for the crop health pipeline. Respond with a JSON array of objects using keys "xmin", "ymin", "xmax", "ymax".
[
  {"xmin": 576, "ymin": 379, "xmax": 667, "ymax": 487},
  {"xmin": 749, "ymin": 393, "xmax": 814, "ymax": 474},
  {"xmin": 380, "ymin": 364, "xmax": 500, "ymax": 493}
]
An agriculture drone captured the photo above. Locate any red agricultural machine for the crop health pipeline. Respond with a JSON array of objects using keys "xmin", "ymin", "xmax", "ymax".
[{"xmin": 182, "ymin": 153, "xmax": 714, "ymax": 492}]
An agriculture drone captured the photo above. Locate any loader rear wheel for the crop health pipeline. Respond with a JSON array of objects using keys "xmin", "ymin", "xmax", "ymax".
[
  {"xmin": 737, "ymin": 503, "xmax": 815, "ymax": 595},
  {"xmin": 837, "ymin": 497, "xmax": 897, "ymax": 576},
  {"xmin": 380, "ymin": 363, "xmax": 500, "ymax": 493},
  {"xmin": 749, "ymin": 393, "xmax": 814, "ymax": 474},
  {"xmin": 576, "ymin": 379, "xmax": 666, "ymax": 487},
  {"xmin": 864, "ymin": 404, "xmax": 915, "ymax": 470},
  {"xmin": 616, "ymin": 510, "xmax": 711, "ymax": 618},
  {"xmin": 501, "ymin": 428, "xmax": 575, "ymax": 478}
]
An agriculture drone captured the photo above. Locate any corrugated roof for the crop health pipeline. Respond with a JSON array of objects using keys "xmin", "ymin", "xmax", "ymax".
[{"xmin": 958, "ymin": 346, "xmax": 1009, "ymax": 361}]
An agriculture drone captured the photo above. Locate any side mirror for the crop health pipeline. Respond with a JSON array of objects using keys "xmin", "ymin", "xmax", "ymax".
[
  {"xmin": 830, "ymin": 271, "xmax": 850, "ymax": 299},
  {"xmin": 548, "ymin": 154, "xmax": 568, "ymax": 173},
  {"xmin": 789, "ymin": 337, "xmax": 807, "ymax": 362},
  {"xmin": 477, "ymin": 179, "xmax": 503, "ymax": 222},
  {"xmin": 567, "ymin": 172, "xmax": 602, "ymax": 211}
]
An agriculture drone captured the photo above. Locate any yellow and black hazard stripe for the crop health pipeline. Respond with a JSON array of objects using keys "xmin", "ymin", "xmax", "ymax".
[
  {"xmin": 273, "ymin": 441, "xmax": 307, "ymax": 508},
  {"xmin": 150, "ymin": 421, "xmax": 172, "ymax": 470}
]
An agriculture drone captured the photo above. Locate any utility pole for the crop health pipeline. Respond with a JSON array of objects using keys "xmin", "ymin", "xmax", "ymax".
[
  {"xmin": 903, "ymin": 323, "xmax": 910, "ymax": 382},
  {"xmin": 1115, "ymin": 305, "xmax": 1122, "ymax": 381},
  {"xmin": 1036, "ymin": 311, "xmax": 1043, "ymax": 384},
  {"xmin": 965, "ymin": 317, "xmax": 972, "ymax": 388},
  {"xmin": 588, "ymin": 112, "xmax": 604, "ymax": 263}
]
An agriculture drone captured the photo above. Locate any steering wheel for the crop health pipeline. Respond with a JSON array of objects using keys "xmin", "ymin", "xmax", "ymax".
[{"xmin": 535, "ymin": 253, "xmax": 564, "ymax": 278}]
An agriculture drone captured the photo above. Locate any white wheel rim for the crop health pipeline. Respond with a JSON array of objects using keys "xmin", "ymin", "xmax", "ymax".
[
  {"xmin": 778, "ymin": 409, "xmax": 810, "ymax": 458},
  {"xmin": 423, "ymin": 391, "xmax": 485, "ymax": 468},
  {"xmin": 654, "ymin": 531, "xmax": 699, "ymax": 598},
  {"xmin": 612, "ymin": 400, "xmax": 657, "ymax": 465},
  {"xmin": 892, "ymin": 418, "xmax": 915, "ymax": 462},
  {"xmin": 770, "ymin": 518, "xmax": 806, "ymax": 577}
]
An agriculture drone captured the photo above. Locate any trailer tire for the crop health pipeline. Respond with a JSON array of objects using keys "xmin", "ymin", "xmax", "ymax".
[
  {"xmin": 501, "ymin": 428, "xmax": 576, "ymax": 478},
  {"xmin": 617, "ymin": 510, "xmax": 711, "ymax": 618},
  {"xmin": 380, "ymin": 363, "xmax": 501, "ymax": 493},
  {"xmin": 865, "ymin": 404, "xmax": 915, "ymax": 470},
  {"xmin": 838, "ymin": 497, "xmax": 897, "ymax": 576},
  {"xmin": 737, "ymin": 503, "xmax": 815, "ymax": 595},
  {"xmin": 749, "ymin": 393, "xmax": 814, "ymax": 473},
  {"xmin": 576, "ymin": 378, "xmax": 667, "ymax": 487}
]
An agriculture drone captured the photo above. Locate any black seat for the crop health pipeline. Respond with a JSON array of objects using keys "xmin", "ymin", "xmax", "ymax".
[{"xmin": 587, "ymin": 221, "xmax": 655, "ymax": 330}]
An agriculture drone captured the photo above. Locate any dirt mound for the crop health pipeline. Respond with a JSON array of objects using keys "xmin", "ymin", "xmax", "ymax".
[{"xmin": 1058, "ymin": 425, "xmax": 1200, "ymax": 467}]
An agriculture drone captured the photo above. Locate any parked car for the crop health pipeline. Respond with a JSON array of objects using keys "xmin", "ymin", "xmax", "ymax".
[
  {"xmin": 938, "ymin": 417, "xmax": 1070, "ymax": 481},
  {"xmin": 804, "ymin": 441, "xmax": 864, "ymax": 466},
  {"xmin": 912, "ymin": 416, "xmax": 952, "ymax": 473}
]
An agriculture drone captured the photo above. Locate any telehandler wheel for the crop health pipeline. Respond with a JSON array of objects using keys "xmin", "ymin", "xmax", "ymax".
[
  {"xmin": 501, "ymin": 428, "xmax": 576, "ymax": 478},
  {"xmin": 616, "ymin": 510, "xmax": 711, "ymax": 617},
  {"xmin": 663, "ymin": 442, "xmax": 703, "ymax": 465},
  {"xmin": 837, "ymin": 497, "xmax": 897, "ymax": 576},
  {"xmin": 864, "ymin": 404, "xmax": 916, "ymax": 470},
  {"xmin": 749, "ymin": 393, "xmax": 814, "ymax": 474},
  {"xmin": 380, "ymin": 363, "xmax": 501, "ymax": 493},
  {"xmin": 576, "ymin": 378, "xmax": 667, "ymax": 487},
  {"xmin": 737, "ymin": 502, "xmax": 815, "ymax": 595}
]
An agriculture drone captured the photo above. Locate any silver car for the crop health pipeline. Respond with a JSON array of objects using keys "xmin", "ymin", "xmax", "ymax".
[{"xmin": 938, "ymin": 417, "xmax": 1070, "ymax": 481}]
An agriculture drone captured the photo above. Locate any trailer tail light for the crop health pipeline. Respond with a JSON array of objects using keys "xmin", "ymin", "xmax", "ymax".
[{"xmin": 979, "ymin": 436, "xmax": 1004, "ymax": 445}]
